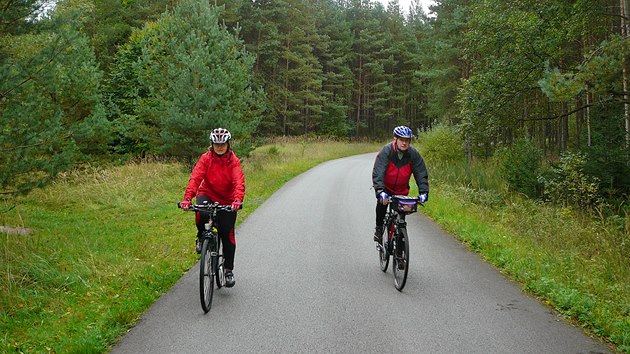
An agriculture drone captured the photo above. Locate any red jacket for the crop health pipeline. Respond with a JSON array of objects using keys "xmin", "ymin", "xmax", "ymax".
[{"xmin": 184, "ymin": 150, "xmax": 245, "ymax": 205}]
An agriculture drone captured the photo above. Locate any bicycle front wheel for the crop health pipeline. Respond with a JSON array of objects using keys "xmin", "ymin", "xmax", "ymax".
[
  {"xmin": 215, "ymin": 237, "xmax": 224, "ymax": 289},
  {"xmin": 199, "ymin": 238, "xmax": 214, "ymax": 313},
  {"xmin": 393, "ymin": 227, "xmax": 410, "ymax": 291},
  {"xmin": 378, "ymin": 223, "xmax": 389, "ymax": 272}
]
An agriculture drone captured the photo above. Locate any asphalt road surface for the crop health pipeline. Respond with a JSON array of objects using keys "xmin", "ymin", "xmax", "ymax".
[{"xmin": 112, "ymin": 153, "xmax": 611, "ymax": 353}]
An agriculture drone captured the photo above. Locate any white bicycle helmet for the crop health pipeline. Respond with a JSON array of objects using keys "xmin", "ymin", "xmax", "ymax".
[{"xmin": 210, "ymin": 128, "xmax": 231, "ymax": 144}]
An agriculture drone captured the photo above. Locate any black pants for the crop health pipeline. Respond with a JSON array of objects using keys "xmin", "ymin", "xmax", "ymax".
[
  {"xmin": 195, "ymin": 195, "xmax": 237, "ymax": 270},
  {"xmin": 375, "ymin": 202, "xmax": 388, "ymax": 228}
]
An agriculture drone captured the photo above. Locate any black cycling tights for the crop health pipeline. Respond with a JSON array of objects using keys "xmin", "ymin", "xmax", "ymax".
[{"xmin": 195, "ymin": 195, "xmax": 237, "ymax": 270}]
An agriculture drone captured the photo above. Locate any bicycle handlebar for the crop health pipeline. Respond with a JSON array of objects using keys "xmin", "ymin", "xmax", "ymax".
[
  {"xmin": 177, "ymin": 202, "xmax": 235, "ymax": 212},
  {"xmin": 387, "ymin": 195, "xmax": 425, "ymax": 206}
]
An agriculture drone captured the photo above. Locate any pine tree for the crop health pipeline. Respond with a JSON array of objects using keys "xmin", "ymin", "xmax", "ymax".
[
  {"xmin": 237, "ymin": 0, "xmax": 285, "ymax": 134},
  {"xmin": 402, "ymin": 0, "xmax": 432, "ymax": 131},
  {"xmin": 313, "ymin": 0, "xmax": 354, "ymax": 137},
  {"xmin": 1, "ymin": 4, "xmax": 110, "ymax": 196},
  {"xmin": 135, "ymin": 0, "xmax": 262, "ymax": 160},
  {"xmin": 105, "ymin": 29, "xmax": 157, "ymax": 156}
]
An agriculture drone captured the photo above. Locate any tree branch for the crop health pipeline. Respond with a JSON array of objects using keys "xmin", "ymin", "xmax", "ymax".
[
  {"xmin": 0, "ymin": 39, "xmax": 59, "ymax": 100},
  {"xmin": 520, "ymin": 103, "xmax": 594, "ymax": 122},
  {"xmin": 0, "ymin": 75, "xmax": 36, "ymax": 101},
  {"xmin": 1, "ymin": 1, "xmax": 50, "ymax": 28},
  {"xmin": 580, "ymin": 33, "xmax": 630, "ymax": 67},
  {"xmin": 1, "ymin": 0, "xmax": 17, "ymax": 15},
  {"xmin": 0, "ymin": 133, "xmax": 72, "ymax": 153},
  {"xmin": 608, "ymin": 89, "xmax": 630, "ymax": 97}
]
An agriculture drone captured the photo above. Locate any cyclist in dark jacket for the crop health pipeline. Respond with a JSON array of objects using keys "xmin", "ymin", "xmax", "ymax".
[
  {"xmin": 372, "ymin": 126, "xmax": 429, "ymax": 242},
  {"xmin": 180, "ymin": 127, "xmax": 245, "ymax": 287}
]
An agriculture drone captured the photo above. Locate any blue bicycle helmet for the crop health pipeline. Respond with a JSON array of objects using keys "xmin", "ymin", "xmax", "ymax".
[{"xmin": 393, "ymin": 126, "xmax": 412, "ymax": 139}]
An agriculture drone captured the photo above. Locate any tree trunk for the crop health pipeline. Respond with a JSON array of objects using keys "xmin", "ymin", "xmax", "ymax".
[
  {"xmin": 621, "ymin": 0, "xmax": 630, "ymax": 148},
  {"xmin": 542, "ymin": 120, "xmax": 548, "ymax": 156},
  {"xmin": 283, "ymin": 43, "xmax": 290, "ymax": 135},
  {"xmin": 586, "ymin": 89, "xmax": 592, "ymax": 147},
  {"xmin": 356, "ymin": 57, "xmax": 362, "ymax": 138},
  {"xmin": 575, "ymin": 96, "xmax": 581, "ymax": 148},
  {"xmin": 562, "ymin": 103, "xmax": 569, "ymax": 151}
]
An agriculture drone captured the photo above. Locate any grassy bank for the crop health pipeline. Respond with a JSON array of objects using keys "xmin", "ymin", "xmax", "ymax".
[
  {"xmin": 419, "ymin": 158, "xmax": 629, "ymax": 352},
  {"xmin": 0, "ymin": 140, "xmax": 381, "ymax": 353}
]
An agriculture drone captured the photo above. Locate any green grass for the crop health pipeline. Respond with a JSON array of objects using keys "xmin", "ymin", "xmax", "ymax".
[
  {"xmin": 1, "ymin": 138, "xmax": 628, "ymax": 352},
  {"xmin": 418, "ymin": 157, "xmax": 629, "ymax": 353},
  {"xmin": 0, "ymin": 139, "xmax": 381, "ymax": 353}
]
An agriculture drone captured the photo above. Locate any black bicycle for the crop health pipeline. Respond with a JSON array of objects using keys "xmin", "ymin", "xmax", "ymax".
[
  {"xmin": 375, "ymin": 195, "xmax": 422, "ymax": 291},
  {"xmin": 179, "ymin": 202, "xmax": 233, "ymax": 313}
]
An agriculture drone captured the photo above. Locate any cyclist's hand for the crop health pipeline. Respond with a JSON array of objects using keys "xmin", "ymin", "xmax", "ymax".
[
  {"xmin": 418, "ymin": 193, "xmax": 428, "ymax": 204},
  {"xmin": 230, "ymin": 200, "xmax": 242, "ymax": 211},
  {"xmin": 378, "ymin": 191, "xmax": 389, "ymax": 205},
  {"xmin": 180, "ymin": 199, "xmax": 191, "ymax": 210}
]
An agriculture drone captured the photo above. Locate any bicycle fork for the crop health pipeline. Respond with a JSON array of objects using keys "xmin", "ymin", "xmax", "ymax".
[
  {"xmin": 207, "ymin": 233, "xmax": 225, "ymax": 284},
  {"xmin": 375, "ymin": 219, "xmax": 397, "ymax": 254}
]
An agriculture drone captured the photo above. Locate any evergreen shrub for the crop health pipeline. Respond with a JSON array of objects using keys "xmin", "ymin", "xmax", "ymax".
[{"xmin": 498, "ymin": 138, "xmax": 542, "ymax": 198}]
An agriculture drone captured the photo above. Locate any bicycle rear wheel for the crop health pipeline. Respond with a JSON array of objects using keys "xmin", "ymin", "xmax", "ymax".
[
  {"xmin": 378, "ymin": 222, "xmax": 390, "ymax": 272},
  {"xmin": 393, "ymin": 227, "xmax": 409, "ymax": 291},
  {"xmin": 199, "ymin": 238, "xmax": 214, "ymax": 313}
]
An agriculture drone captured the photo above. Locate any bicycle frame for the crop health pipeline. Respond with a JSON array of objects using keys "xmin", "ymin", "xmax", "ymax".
[
  {"xmin": 179, "ymin": 202, "xmax": 233, "ymax": 313},
  {"xmin": 377, "ymin": 195, "xmax": 419, "ymax": 291},
  {"xmin": 379, "ymin": 205, "xmax": 406, "ymax": 260}
]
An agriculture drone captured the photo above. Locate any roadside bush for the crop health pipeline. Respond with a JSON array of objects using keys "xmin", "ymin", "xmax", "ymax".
[
  {"xmin": 418, "ymin": 125, "xmax": 465, "ymax": 163},
  {"xmin": 498, "ymin": 138, "xmax": 542, "ymax": 198},
  {"xmin": 538, "ymin": 152, "xmax": 602, "ymax": 211}
]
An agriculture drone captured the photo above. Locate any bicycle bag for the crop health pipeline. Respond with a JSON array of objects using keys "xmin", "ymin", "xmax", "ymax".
[{"xmin": 392, "ymin": 196, "xmax": 418, "ymax": 214}]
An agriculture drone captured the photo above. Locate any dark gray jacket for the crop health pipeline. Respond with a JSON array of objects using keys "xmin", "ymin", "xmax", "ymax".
[{"xmin": 372, "ymin": 142, "xmax": 429, "ymax": 197}]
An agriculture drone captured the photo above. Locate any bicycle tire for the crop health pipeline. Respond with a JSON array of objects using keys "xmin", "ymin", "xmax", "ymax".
[
  {"xmin": 379, "ymin": 221, "xmax": 391, "ymax": 272},
  {"xmin": 393, "ymin": 227, "xmax": 410, "ymax": 291},
  {"xmin": 214, "ymin": 237, "xmax": 223, "ymax": 289},
  {"xmin": 199, "ymin": 237, "xmax": 214, "ymax": 313}
]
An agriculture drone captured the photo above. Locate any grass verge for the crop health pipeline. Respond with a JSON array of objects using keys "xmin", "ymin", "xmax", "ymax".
[{"xmin": 418, "ymin": 170, "xmax": 628, "ymax": 353}]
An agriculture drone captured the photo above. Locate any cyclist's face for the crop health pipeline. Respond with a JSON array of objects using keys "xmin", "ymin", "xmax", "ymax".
[
  {"xmin": 213, "ymin": 142, "xmax": 228, "ymax": 155},
  {"xmin": 395, "ymin": 137, "xmax": 411, "ymax": 151}
]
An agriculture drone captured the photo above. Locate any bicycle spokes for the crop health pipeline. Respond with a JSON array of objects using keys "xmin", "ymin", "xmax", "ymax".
[
  {"xmin": 393, "ymin": 228, "xmax": 409, "ymax": 291},
  {"xmin": 378, "ymin": 226, "xmax": 389, "ymax": 272},
  {"xmin": 376, "ymin": 196, "xmax": 414, "ymax": 291},
  {"xmin": 200, "ymin": 239, "xmax": 214, "ymax": 313}
]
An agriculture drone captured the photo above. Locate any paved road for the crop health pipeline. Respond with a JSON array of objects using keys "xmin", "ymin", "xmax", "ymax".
[{"xmin": 112, "ymin": 153, "xmax": 610, "ymax": 353}]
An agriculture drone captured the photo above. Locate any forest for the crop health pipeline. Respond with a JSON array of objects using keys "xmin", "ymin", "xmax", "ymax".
[{"xmin": 1, "ymin": 0, "xmax": 629, "ymax": 213}]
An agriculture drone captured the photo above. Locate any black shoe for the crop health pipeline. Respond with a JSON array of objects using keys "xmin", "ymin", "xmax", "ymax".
[
  {"xmin": 225, "ymin": 270, "xmax": 235, "ymax": 288},
  {"xmin": 397, "ymin": 259, "xmax": 406, "ymax": 270},
  {"xmin": 195, "ymin": 238, "xmax": 201, "ymax": 254},
  {"xmin": 373, "ymin": 226, "xmax": 383, "ymax": 243}
]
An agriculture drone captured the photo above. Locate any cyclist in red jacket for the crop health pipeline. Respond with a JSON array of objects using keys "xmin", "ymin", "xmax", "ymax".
[
  {"xmin": 372, "ymin": 126, "xmax": 429, "ymax": 243},
  {"xmin": 180, "ymin": 128, "xmax": 245, "ymax": 287}
]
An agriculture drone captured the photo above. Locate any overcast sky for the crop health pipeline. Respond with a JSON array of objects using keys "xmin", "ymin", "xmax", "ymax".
[{"xmin": 376, "ymin": 0, "xmax": 436, "ymax": 16}]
